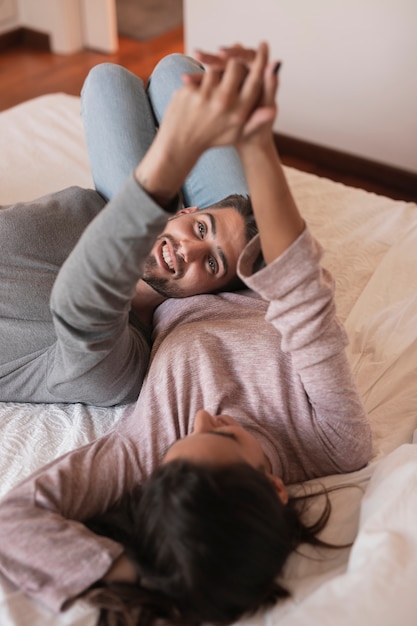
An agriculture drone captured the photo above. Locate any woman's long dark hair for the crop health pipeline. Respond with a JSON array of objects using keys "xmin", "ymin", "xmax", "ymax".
[{"xmin": 84, "ymin": 460, "xmax": 339, "ymax": 626}]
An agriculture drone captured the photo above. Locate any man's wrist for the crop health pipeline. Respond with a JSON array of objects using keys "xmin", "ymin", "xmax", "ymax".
[{"xmin": 134, "ymin": 169, "xmax": 180, "ymax": 214}]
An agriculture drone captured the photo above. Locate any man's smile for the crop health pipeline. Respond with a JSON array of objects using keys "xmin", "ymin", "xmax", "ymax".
[
  {"xmin": 162, "ymin": 242, "xmax": 176, "ymax": 272},
  {"xmin": 154, "ymin": 236, "xmax": 181, "ymax": 275}
]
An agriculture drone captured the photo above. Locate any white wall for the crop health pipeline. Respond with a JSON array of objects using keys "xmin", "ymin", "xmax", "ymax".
[
  {"xmin": 81, "ymin": 0, "xmax": 117, "ymax": 53},
  {"xmin": 184, "ymin": 0, "xmax": 417, "ymax": 173},
  {"xmin": 19, "ymin": 0, "xmax": 83, "ymax": 53},
  {"xmin": 0, "ymin": 0, "xmax": 18, "ymax": 34},
  {"xmin": 0, "ymin": 0, "xmax": 117, "ymax": 53}
]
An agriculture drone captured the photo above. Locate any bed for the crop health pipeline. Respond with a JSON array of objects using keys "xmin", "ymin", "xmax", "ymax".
[{"xmin": 0, "ymin": 93, "xmax": 416, "ymax": 625}]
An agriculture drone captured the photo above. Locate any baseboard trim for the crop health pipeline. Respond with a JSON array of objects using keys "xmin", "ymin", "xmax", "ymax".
[
  {"xmin": 275, "ymin": 132, "xmax": 417, "ymax": 200},
  {"xmin": 0, "ymin": 28, "xmax": 50, "ymax": 52}
]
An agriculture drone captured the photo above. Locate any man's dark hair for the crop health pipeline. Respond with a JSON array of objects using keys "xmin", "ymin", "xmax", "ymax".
[{"xmin": 85, "ymin": 460, "xmax": 339, "ymax": 626}]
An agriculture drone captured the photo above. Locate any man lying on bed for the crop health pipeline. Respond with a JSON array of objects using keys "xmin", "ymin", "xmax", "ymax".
[{"xmin": 0, "ymin": 50, "xmax": 257, "ymax": 406}]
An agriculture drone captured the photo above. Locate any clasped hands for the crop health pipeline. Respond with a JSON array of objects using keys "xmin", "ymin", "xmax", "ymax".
[
  {"xmin": 166, "ymin": 41, "xmax": 279, "ymax": 157},
  {"xmin": 135, "ymin": 42, "xmax": 280, "ymax": 208}
]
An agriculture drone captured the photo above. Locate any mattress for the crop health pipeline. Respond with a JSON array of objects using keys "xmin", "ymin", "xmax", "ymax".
[{"xmin": 0, "ymin": 93, "xmax": 417, "ymax": 625}]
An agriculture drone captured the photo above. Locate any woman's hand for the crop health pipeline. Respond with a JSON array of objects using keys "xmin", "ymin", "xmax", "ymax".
[
  {"xmin": 104, "ymin": 553, "xmax": 138, "ymax": 584},
  {"xmin": 163, "ymin": 42, "xmax": 273, "ymax": 153},
  {"xmin": 189, "ymin": 43, "xmax": 280, "ymax": 150}
]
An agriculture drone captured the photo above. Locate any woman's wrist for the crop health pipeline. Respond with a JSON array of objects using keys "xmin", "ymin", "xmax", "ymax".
[
  {"xmin": 238, "ymin": 135, "xmax": 277, "ymax": 167},
  {"xmin": 104, "ymin": 553, "xmax": 138, "ymax": 584}
]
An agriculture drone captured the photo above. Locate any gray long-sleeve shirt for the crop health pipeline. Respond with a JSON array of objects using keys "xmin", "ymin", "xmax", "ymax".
[
  {"xmin": 0, "ymin": 227, "xmax": 372, "ymax": 612},
  {"xmin": 0, "ymin": 175, "xmax": 171, "ymax": 405}
]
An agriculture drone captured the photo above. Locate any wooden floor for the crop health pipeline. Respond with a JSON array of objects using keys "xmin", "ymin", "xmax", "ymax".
[
  {"xmin": 0, "ymin": 27, "xmax": 185, "ymax": 112},
  {"xmin": 0, "ymin": 26, "xmax": 415, "ymax": 202}
]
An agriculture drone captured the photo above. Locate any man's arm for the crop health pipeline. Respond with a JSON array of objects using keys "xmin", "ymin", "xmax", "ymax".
[{"xmin": 48, "ymin": 177, "xmax": 171, "ymax": 405}]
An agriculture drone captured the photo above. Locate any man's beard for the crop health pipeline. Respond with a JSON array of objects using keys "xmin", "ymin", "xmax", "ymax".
[{"xmin": 142, "ymin": 252, "xmax": 185, "ymax": 299}]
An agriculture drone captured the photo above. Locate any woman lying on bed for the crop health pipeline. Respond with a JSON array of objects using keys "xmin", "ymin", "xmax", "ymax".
[{"xmin": 0, "ymin": 44, "xmax": 371, "ymax": 626}]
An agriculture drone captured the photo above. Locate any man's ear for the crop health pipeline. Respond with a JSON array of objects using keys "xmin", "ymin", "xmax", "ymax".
[
  {"xmin": 168, "ymin": 206, "xmax": 199, "ymax": 221},
  {"xmin": 177, "ymin": 206, "xmax": 199, "ymax": 215},
  {"xmin": 267, "ymin": 474, "xmax": 288, "ymax": 505}
]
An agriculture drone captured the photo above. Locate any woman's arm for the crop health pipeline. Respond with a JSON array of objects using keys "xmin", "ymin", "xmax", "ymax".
[
  {"xmin": 196, "ymin": 46, "xmax": 371, "ymax": 475},
  {"xmin": 241, "ymin": 229, "xmax": 372, "ymax": 477},
  {"xmin": 0, "ymin": 430, "xmax": 143, "ymax": 612},
  {"xmin": 194, "ymin": 46, "xmax": 304, "ymax": 262},
  {"xmin": 239, "ymin": 70, "xmax": 371, "ymax": 473},
  {"xmin": 238, "ymin": 138, "xmax": 305, "ymax": 263}
]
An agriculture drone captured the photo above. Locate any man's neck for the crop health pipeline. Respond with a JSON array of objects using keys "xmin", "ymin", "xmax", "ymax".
[{"xmin": 131, "ymin": 280, "xmax": 166, "ymax": 326}]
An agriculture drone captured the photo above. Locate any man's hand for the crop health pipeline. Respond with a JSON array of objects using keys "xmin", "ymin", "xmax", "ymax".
[{"xmin": 173, "ymin": 41, "xmax": 272, "ymax": 150}]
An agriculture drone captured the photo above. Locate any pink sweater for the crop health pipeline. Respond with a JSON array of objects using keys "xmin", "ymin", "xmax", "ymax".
[{"xmin": 0, "ymin": 228, "xmax": 371, "ymax": 612}]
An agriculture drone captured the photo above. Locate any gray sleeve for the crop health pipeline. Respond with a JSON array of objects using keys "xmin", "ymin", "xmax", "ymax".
[{"xmin": 48, "ymin": 174, "xmax": 171, "ymax": 405}]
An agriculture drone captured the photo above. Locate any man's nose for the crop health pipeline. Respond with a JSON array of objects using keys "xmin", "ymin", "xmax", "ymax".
[{"xmin": 178, "ymin": 239, "xmax": 207, "ymax": 263}]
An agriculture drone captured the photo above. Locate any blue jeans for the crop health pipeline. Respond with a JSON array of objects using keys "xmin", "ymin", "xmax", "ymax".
[{"xmin": 80, "ymin": 54, "xmax": 248, "ymax": 208}]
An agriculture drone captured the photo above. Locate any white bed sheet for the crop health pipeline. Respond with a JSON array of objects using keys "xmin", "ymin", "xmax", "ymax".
[{"xmin": 0, "ymin": 94, "xmax": 417, "ymax": 625}]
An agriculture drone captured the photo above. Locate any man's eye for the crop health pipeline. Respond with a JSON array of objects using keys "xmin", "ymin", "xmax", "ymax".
[
  {"xmin": 208, "ymin": 256, "xmax": 218, "ymax": 274},
  {"xmin": 198, "ymin": 222, "xmax": 206, "ymax": 238}
]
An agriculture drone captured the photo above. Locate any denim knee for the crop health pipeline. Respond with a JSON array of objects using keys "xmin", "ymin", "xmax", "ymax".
[
  {"xmin": 150, "ymin": 53, "xmax": 204, "ymax": 84},
  {"xmin": 147, "ymin": 54, "xmax": 205, "ymax": 122},
  {"xmin": 82, "ymin": 63, "xmax": 145, "ymax": 100}
]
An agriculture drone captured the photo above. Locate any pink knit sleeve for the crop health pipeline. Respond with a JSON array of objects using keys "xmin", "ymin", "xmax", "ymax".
[
  {"xmin": 0, "ymin": 429, "xmax": 143, "ymax": 612},
  {"xmin": 239, "ymin": 228, "xmax": 372, "ymax": 476}
]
